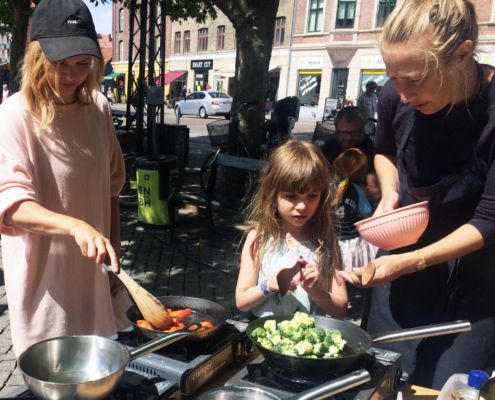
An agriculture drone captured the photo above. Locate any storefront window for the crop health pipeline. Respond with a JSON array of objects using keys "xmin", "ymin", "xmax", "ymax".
[
  {"xmin": 359, "ymin": 70, "xmax": 389, "ymax": 95},
  {"xmin": 297, "ymin": 70, "xmax": 321, "ymax": 106}
]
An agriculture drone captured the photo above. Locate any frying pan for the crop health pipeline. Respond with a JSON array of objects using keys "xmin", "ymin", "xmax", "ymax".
[
  {"xmin": 18, "ymin": 331, "xmax": 196, "ymax": 400},
  {"xmin": 246, "ymin": 315, "xmax": 471, "ymax": 377},
  {"xmin": 197, "ymin": 369, "xmax": 371, "ymax": 400},
  {"xmin": 127, "ymin": 295, "xmax": 228, "ymax": 342}
]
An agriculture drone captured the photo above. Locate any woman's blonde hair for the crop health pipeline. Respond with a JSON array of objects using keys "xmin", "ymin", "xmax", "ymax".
[
  {"xmin": 381, "ymin": 0, "xmax": 478, "ymax": 103},
  {"xmin": 20, "ymin": 41, "xmax": 104, "ymax": 130},
  {"xmin": 333, "ymin": 148, "xmax": 368, "ymax": 204},
  {"xmin": 245, "ymin": 140, "xmax": 340, "ymax": 272}
]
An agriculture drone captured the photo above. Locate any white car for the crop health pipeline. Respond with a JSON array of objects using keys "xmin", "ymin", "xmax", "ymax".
[{"xmin": 175, "ymin": 91, "xmax": 232, "ymax": 119}]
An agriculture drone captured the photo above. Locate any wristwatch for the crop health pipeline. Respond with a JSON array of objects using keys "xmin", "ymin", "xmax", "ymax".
[{"xmin": 259, "ymin": 279, "xmax": 271, "ymax": 296}]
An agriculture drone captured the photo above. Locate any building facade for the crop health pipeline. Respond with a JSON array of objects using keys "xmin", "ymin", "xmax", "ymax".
[{"xmin": 113, "ymin": 0, "xmax": 495, "ymax": 117}]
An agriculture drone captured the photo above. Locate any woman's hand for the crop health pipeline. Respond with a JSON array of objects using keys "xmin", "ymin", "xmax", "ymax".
[
  {"xmin": 374, "ymin": 190, "xmax": 400, "ymax": 215},
  {"xmin": 70, "ymin": 221, "xmax": 120, "ymax": 272},
  {"xmin": 339, "ymin": 252, "xmax": 417, "ymax": 287}
]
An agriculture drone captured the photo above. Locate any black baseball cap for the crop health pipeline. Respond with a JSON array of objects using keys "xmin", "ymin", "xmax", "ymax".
[{"xmin": 31, "ymin": 0, "xmax": 102, "ymax": 62}]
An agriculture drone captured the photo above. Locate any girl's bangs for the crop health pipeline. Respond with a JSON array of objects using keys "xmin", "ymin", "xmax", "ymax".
[{"xmin": 278, "ymin": 161, "xmax": 328, "ymax": 193}]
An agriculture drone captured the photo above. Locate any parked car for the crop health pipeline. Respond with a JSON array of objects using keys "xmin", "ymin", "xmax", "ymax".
[{"xmin": 174, "ymin": 91, "xmax": 232, "ymax": 119}]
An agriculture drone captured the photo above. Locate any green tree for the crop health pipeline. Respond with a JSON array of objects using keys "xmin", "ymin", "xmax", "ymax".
[{"xmin": 0, "ymin": 0, "xmax": 279, "ymax": 156}]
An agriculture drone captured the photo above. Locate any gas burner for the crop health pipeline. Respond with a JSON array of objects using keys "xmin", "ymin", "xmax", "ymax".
[
  {"xmin": 6, "ymin": 322, "xmax": 251, "ymax": 399},
  {"xmin": 226, "ymin": 347, "xmax": 403, "ymax": 400},
  {"xmin": 5, "ymin": 371, "xmax": 175, "ymax": 400}
]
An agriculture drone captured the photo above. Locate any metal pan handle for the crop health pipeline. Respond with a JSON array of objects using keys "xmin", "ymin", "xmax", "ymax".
[
  {"xmin": 128, "ymin": 331, "xmax": 190, "ymax": 360},
  {"xmin": 289, "ymin": 369, "xmax": 371, "ymax": 400},
  {"xmin": 371, "ymin": 320, "xmax": 471, "ymax": 344}
]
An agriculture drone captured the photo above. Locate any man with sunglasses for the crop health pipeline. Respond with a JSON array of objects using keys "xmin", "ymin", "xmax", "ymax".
[{"xmin": 321, "ymin": 106, "xmax": 381, "ymax": 204}]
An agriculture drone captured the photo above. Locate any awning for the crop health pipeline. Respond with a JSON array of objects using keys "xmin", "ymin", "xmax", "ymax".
[
  {"xmin": 103, "ymin": 72, "xmax": 124, "ymax": 80},
  {"xmin": 164, "ymin": 71, "xmax": 186, "ymax": 84}
]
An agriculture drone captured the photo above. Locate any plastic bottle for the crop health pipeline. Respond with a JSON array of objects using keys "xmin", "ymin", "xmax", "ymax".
[{"xmin": 452, "ymin": 370, "xmax": 489, "ymax": 400}]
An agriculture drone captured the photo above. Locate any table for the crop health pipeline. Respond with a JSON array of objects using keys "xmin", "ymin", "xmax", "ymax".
[{"xmin": 401, "ymin": 385, "xmax": 439, "ymax": 399}]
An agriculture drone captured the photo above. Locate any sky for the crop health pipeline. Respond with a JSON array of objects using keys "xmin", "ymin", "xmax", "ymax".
[{"xmin": 83, "ymin": 0, "xmax": 112, "ymax": 35}]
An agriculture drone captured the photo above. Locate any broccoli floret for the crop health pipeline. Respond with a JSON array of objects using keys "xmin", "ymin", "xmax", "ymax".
[
  {"xmin": 304, "ymin": 327, "xmax": 326, "ymax": 344},
  {"xmin": 294, "ymin": 339, "xmax": 313, "ymax": 356},
  {"xmin": 292, "ymin": 312, "xmax": 315, "ymax": 329},
  {"xmin": 313, "ymin": 342, "xmax": 329, "ymax": 357},
  {"xmin": 273, "ymin": 343, "xmax": 284, "ymax": 353},
  {"xmin": 288, "ymin": 328, "xmax": 305, "ymax": 342},
  {"xmin": 251, "ymin": 327, "xmax": 266, "ymax": 339},
  {"xmin": 277, "ymin": 320, "xmax": 292, "ymax": 335},
  {"xmin": 326, "ymin": 330, "xmax": 346, "ymax": 349},
  {"xmin": 314, "ymin": 327, "xmax": 326, "ymax": 341},
  {"xmin": 324, "ymin": 345, "xmax": 342, "ymax": 358},
  {"xmin": 263, "ymin": 319, "xmax": 277, "ymax": 334},
  {"xmin": 258, "ymin": 337, "xmax": 274, "ymax": 350},
  {"xmin": 270, "ymin": 332, "xmax": 283, "ymax": 346}
]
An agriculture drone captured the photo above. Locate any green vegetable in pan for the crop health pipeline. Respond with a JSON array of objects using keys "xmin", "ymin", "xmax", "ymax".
[{"xmin": 251, "ymin": 312, "xmax": 346, "ymax": 359}]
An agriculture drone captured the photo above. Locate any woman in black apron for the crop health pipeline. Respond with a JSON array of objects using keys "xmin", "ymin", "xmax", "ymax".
[{"xmin": 343, "ymin": 0, "xmax": 495, "ymax": 390}]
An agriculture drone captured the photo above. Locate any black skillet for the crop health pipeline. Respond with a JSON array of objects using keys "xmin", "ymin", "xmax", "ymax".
[
  {"xmin": 127, "ymin": 295, "xmax": 228, "ymax": 342},
  {"xmin": 246, "ymin": 314, "xmax": 471, "ymax": 377}
]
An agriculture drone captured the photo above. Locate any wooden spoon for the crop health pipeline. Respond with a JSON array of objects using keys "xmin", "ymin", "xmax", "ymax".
[
  {"xmin": 277, "ymin": 257, "xmax": 304, "ymax": 297},
  {"xmin": 352, "ymin": 261, "xmax": 376, "ymax": 285},
  {"xmin": 104, "ymin": 264, "xmax": 173, "ymax": 330}
]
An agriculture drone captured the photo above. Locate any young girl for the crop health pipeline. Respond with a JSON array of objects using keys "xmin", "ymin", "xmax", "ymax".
[
  {"xmin": 333, "ymin": 148, "xmax": 377, "ymax": 273},
  {"xmin": 235, "ymin": 140, "xmax": 348, "ymax": 318},
  {"xmin": 0, "ymin": 0, "xmax": 128, "ymax": 357}
]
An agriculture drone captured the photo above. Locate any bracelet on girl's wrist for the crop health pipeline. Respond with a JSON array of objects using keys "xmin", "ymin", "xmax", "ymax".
[
  {"xmin": 259, "ymin": 280, "xmax": 271, "ymax": 296},
  {"xmin": 415, "ymin": 249, "xmax": 427, "ymax": 271}
]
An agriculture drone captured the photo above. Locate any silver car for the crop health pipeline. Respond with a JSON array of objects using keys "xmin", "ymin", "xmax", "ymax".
[{"xmin": 175, "ymin": 91, "xmax": 232, "ymax": 119}]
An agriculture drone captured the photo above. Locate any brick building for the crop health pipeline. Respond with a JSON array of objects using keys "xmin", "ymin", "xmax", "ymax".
[{"xmin": 112, "ymin": 0, "xmax": 495, "ymax": 117}]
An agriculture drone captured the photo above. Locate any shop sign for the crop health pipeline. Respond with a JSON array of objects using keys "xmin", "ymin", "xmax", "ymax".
[
  {"xmin": 298, "ymin": 58, "xmax": 323, "ymax": 69},
  {"xmin": 191, "ymin": 59, "xmax": 213, "ymax": 70},
  {"xmin": 360, "ymin": 55, "xmax": 385, "ymax": 69}
]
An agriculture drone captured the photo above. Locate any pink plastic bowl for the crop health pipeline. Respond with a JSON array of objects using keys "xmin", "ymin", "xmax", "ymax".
[{"xmin": 354, "ymin": 201, "xmax": 429, "ymax": 250}]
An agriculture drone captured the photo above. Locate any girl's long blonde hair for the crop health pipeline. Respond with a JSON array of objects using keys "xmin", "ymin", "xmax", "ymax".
[
  {"xmin": 20, "ymin": 41, "xmax": 104, "ymax": 130},
  {"xmin": 333, "ymin": 148, "xmax": 368, "ymax": 204},
  {"xmin": 245, "ymin": 140, "xmax": 340, "ymax": 272}
]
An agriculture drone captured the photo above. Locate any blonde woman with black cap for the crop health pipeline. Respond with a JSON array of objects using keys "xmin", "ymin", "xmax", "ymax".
[{"xmin": 0, "ymin": 0, "xmax": 130, "ymax": 357}]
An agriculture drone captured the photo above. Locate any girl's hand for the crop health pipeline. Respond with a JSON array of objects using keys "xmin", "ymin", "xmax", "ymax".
[
  {"xmin": 374, "ymin": 191, "xmax": 400, "ymax": 215},
  {"xmin": 298, "ymin": 259, "xmax": 320, "ymax": 292},
  {"xmin": 70, "ymin": 221, "xmax": 120, "ymax": 272},
  {"xmin": 339, "ymin": 253, "xmax": 416, "ymax": 287}
]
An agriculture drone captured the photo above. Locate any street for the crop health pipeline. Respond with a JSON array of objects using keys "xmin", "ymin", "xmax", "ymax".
[{"xmin": 113, "ymin": 103, "xmax": 319, "ymax": 139}]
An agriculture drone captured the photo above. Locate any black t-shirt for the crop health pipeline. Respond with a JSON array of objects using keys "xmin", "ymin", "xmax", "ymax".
[
  {"xmin": 336, "ymin": 181, "xmax": 361, "ymax": 240},
  {"xmin": 321, "ymin": 136, "xmax": 375, "ymax": 173},
  {"xmin": 375, "ymin": 72, "xmax": 495, "ymax": 242}
]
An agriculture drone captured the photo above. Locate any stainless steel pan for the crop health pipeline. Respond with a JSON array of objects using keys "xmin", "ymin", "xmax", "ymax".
[
  {"xmin": 197, "ymin": 369, "xmax": 371, "ymax": 400},
  {"xmin": 18, "ymin": 331, "xmax": 193, "ymax": 400}
]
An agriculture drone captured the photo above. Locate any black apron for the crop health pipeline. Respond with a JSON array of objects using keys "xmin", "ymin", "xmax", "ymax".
[{"xmin": 364, "ymin": 110, "xmax": 495, "ymax": 389}]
